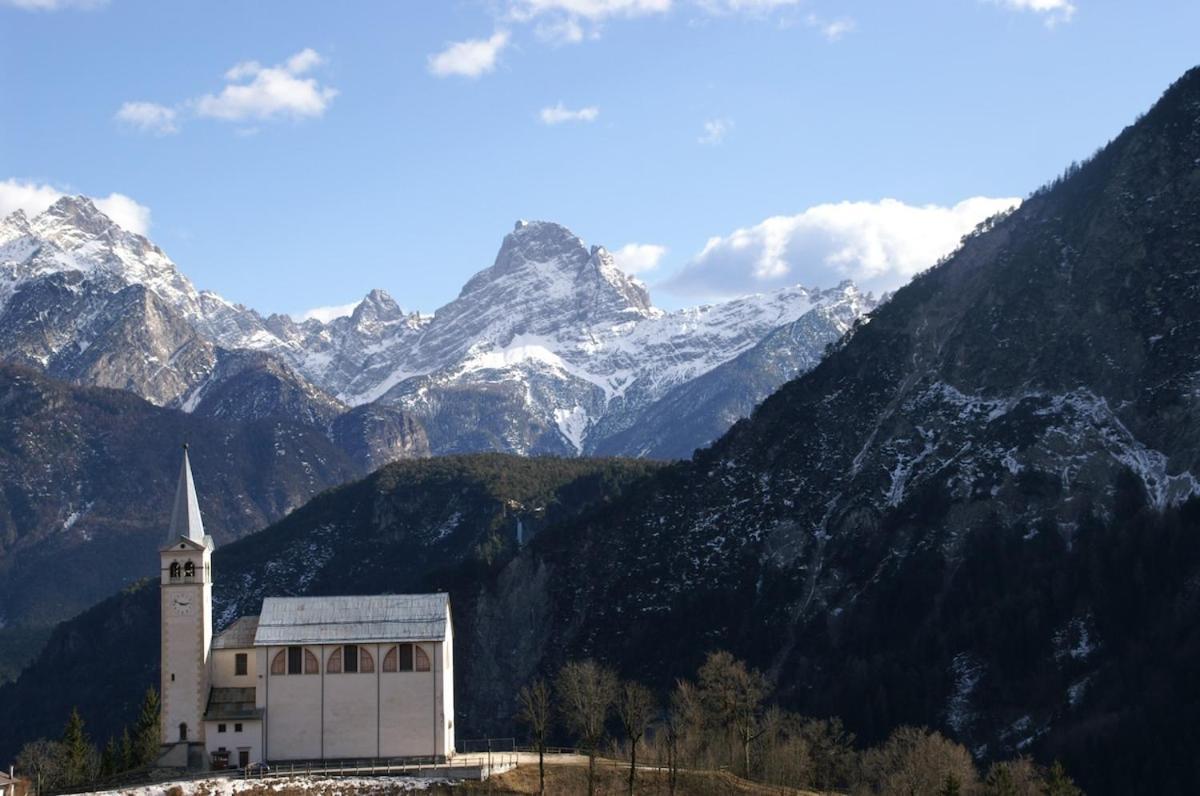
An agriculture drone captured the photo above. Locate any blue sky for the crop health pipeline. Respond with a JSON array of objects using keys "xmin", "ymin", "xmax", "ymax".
[{"xmin": 1, "ymin": 0, "xmax": 1197, "ymax": 317}]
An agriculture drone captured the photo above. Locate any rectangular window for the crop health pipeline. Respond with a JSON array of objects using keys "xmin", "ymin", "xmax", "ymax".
[
  {"xmin": 218, "ymin": 723, "xmax": 226, "ymax": 733},
  {"xmin": 234, "ymin": 723, "xmax": 243, "ymax": 732},
  {"xmin": 344, "ymin": 644, "xmax": 359, "ymax": 673},
  {"xmin": 287, "ymin": 645, "xmax": 303, "ymax": 675},
  {"xmin": 399, "ymin": 643, "xmax": 414, "ymax": 672},
  {"xmin": 235, "ymin": 653, "xmax": 248, "ymax": 676}
]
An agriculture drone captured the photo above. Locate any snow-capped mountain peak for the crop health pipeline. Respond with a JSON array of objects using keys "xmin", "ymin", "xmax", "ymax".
[{"xmin": 0, "ymin": 203, "xmax": 874, "ymax": 456}]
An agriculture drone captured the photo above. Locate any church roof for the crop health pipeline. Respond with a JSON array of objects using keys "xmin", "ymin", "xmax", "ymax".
[
  {"xmin": 212, "ymin": 615, "xmax": 261, "ymax": 649},
  {"xmin": 167, "ymin": 444, "xmax": 207, "ymax": 545},
  {"xmin": 253, "ymin": 594, "xmax": 449, "ymax": 646}
]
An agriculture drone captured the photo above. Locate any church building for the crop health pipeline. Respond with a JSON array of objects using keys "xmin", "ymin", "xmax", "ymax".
[{"xmin": 159, "ymin": 446, "xmax": 456, "ymax": 769}]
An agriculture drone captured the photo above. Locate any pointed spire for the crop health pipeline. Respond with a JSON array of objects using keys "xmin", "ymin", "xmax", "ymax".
[{"xmin": 168, "ymin": 444, "xmax": 205, "ymax": 544}]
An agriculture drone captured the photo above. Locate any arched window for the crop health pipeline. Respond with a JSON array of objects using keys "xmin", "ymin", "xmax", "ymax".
[
  {"xmin": 328, "ymin": 645, "xmax": 373, "ymax": 674},
  {"xmin": 386, "ymin": 643, "xmax": 431, "ymax": 672},
  {"xmin": 271, "ymin": 647, "xmax": 320, "ymax": 675},
  {"xmin": 179, "ymin": 722, "xmax": 188, "ymax": 742},
  {"xmin": 169, "ymin": 562, "xmax": 181, "ymax": 580},
  {"xmin": 183, "ymin": 561, "xmax": 195, "ymax": 579}
]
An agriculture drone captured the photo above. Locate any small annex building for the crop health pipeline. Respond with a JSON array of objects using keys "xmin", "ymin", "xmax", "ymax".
[{"xmin": 158, "ymin": 446, "xmax": 455, "ymax": 769}]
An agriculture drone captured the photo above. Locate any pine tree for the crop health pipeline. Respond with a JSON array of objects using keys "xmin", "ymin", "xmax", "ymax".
[
  {"xmin": 100, "ymin": 735, "xmax": 118, "ymax": 778},
  {"xmin": 132, "ymin": 687, "xmax": 161, "ymax": 766},
  {"xmin": 120, "ymin": 726, "xmax": 135, "ymax": 771},
  {"xmin": 939, "ymin": 773, "xmax": 962, "ymax": 796},
  {"xmin": 59, "ymin": 708, "xmax": 94, "ymax": 787},
  {"xmin": 986, "ymin": 764, "xmax": 1018, "ymax": 796}
]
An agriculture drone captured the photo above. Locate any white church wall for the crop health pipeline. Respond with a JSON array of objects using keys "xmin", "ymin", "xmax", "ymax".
[
  {"xmin": 264, "ymin": 646, "xmax": 323, "ymax": 760},
  {"xmin": 323, "ymin": 643, "xmax": 381, "ymax": 758},
  {"xmin": 379, "ymin": 644, "xmax": 440, "ymax": 758},
  {"xmin": 203, "ymin": 719, "xmax": 262, "ymax": 768},
  {"xmin": 210, "ymin": 648, "xmax": 256, "ymax": 688},
  {"xmin": 443, "ymin": 612, "xmax": 456, "ymax": 756}
]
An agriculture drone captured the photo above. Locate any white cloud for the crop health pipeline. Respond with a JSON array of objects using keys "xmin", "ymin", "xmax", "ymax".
[
  {"xmin": 695, "ymin": 0, "xmax": 800, "ymax": 14},
  {"xmin": 612, "ymin": 243, "xmax": 668, "ymax": 274},
  {"xmin": 510, "ymin": 0, "xmax": 672, "ymax": 22},
  {"xmin": 665, "ymin": 196, "xmax": 1021, "ymax": 299},
  {"xmin": 0, "ymin": 179, "xmax": 152, "ymax": 235},
  {"xmin": 93, "ymin": 193, "xmax": 152, "ymax": 235},
  {"xmin": 115, "ymin": 101, "xmax": 179, "ymax": 135},
  {"xmin": 539, "ymin": 103, "xmax": 600, "ymax": 124},
  {"xmin": 427, "ymin": 31, "xmax": 511, "ymax": 78},
  {"xmin": 296, "ymin": 301, "xmax": 360, "ymax": 323},
  {"xmin": 990, "ymin": 0, "xmax": 1076, "ymax": 26},
  {"xmin": 506, "ymin": 0, "xmax": 669, "ymax": 44},
  {"xmin": 534, "ymin": 16, "xmax": 587, "ymax": 44},
  {"xmin": 698, "ymin": 118, "xmax": 733, "ymax": 145},
  {"xmin": 806, "ymin": 13, "xmax": 856, "ymax": 41},
  {"xmin": 1, "ymin": 0, "xmax": 105, "ymax": 9},
  {"xmin": 194, "ymin": 48, "xmax": 338, "ymax": 121}
]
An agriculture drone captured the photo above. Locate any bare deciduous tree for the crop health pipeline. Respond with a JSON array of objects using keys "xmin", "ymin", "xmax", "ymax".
[
  {"xmin": 517, "ymin": 678, "xmax": 552, "ymax": 796},
  {"xmin": 616, "ymin": 680, "xmax": 658, "ymax": 795},
  {"xmin": 696, "ymin": 650, "xmax": 768, "ymax": 777},
  {"xmin": 556, "ymin": 659, "xmax": 617, "ymax": 796},
  {"xmin": 15, "ymin": 739, "xmax": 63, "ymax": 796},
  {"xmin": 858, "ymin": 725, "xmax": 979, "ymax": 796}
]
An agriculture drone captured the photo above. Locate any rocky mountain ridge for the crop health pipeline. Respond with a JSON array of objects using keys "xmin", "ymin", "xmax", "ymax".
[{"xmin": 0, "ymin": 205, "xmax": 874, "ymax": 457}]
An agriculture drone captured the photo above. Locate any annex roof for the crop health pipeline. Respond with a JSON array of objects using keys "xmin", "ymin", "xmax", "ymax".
[
  {"xmin": 253, "ymin": 594, "xmax": 449, "ymax": 646},
  {"xmin": 212, "ymin": 615, "xmax": 260, "ymax": 650},
  {"xmin": 204, "ymin": 687, "xmax": 262, "ymax": 721}
]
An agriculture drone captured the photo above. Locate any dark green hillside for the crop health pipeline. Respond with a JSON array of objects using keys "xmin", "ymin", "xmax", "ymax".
[
  {"xmin": 0, "ymin": 364, "xmax": 364, "ymax": 677},
  {"xmin": 0, "ymin": 453, "xmax": 660, "ymax": 763}
]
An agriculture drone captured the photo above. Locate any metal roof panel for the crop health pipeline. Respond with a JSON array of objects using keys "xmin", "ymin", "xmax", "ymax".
[{"xmin": 253, "ymin": 593, "xmax": 449, "ymax": 646}]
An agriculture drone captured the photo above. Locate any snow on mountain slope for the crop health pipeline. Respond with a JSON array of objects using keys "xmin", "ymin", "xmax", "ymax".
[{"xmin": 0, "ymin": 200, "xmax": 874, "ymax": 455}]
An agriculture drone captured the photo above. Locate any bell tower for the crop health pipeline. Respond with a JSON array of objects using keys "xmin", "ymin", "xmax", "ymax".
[{"xmin": 159, "ymin": 444, "xmax": 214, "ymax": 748}]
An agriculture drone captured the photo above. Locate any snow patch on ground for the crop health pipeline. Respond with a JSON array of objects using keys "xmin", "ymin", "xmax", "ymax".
[{"xmin": 83, "ymin": 775, "xmax": 451, "ymax": 796}]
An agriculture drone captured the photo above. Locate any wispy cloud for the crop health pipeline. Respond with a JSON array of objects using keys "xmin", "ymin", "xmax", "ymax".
[
  {"xmin": 694, "ymin": 0, "xmax": 801, "ymax": 15},
  {"xmin": 1, "ymin": 0, "xmax": 106, "ymax": 10},
  {"xmin": 296, "ymin": 301, "xmax": 360, "ymax": 323},
  {"xmin": 115, "ymin": 102, "xmax": 179, "ymax": 135},
  {"xmin": 805, "ymin": 13, "xmax": 856, "ymax": 42},
  {"xmin": 612, "ymin": 243, "xmax": 668, "ymax": 274},
  {"xmin": 665, "ymin": 196, "xmax": 1021, "ymax": 299},
  {"xmin": 698, "ymin": 118, "xmax": 733, "ymax": 145},
  {"xmin": 989, "ymin": 0, "xmax": 1077, "ymax": 26},
  {"xmin": 0, "ymin": 178, "xmax": 152, "ymax": 235},
  {"xmin": 539, "ymin": 103, "xmax": 600, "ymax": 124},
  {"xmin": 428, "ymin": 31, "xmax": 511, "ymax": 78}
]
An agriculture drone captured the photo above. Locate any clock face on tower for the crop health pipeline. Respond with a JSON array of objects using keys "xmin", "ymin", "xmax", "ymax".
[{"xmin": 171, "ymin": 595, "xmax": 194, "ymax": 616}]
